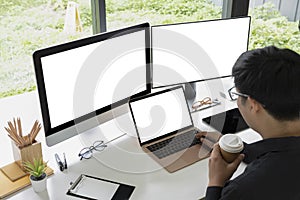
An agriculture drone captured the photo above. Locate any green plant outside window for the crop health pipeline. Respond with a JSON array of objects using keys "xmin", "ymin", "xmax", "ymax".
[{"xmin": 0, "ymin": 1, "xmax": 299, "ymax": 98}]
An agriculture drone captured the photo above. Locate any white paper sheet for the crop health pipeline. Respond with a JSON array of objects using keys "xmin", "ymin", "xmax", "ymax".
[{"xmin": 70, "ymin": 175, "xmax": 120, "ymax": 199}]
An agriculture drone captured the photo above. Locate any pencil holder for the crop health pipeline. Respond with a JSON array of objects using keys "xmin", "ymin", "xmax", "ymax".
[
  {"xmin": 4, "ymin": 118, "xmax": 43, "ymax": 171},
  {"xmin": 11, "ymin": 140, "xmax": 43, "ymax": 170}
]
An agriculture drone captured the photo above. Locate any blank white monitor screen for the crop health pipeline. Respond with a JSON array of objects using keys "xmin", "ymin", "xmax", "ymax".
[
  {"xmin": 151, "ymin": 17, "xmax": 250, "ymax": 87},
  {"xmin": 34, "ymin": 23, "xmax": 150, "ymax": 146},
  {"xmin": 41, "ymin": 31, "xmax": 146, "ymax": 128}
]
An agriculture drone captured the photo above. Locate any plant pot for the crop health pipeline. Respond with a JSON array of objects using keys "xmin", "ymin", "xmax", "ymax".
[{"xmin": 30, "ymin": 173, "xmax": 47, "ymax": 193}]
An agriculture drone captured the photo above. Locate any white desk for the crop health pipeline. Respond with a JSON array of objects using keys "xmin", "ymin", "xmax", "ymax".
[{"xmin": 0, "ymin": 79, "xmax": 262, "ymax": 200}]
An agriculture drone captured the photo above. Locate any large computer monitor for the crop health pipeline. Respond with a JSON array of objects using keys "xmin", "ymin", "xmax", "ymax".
[
  {"xmin": 151, "ymin": 16, "xmax": 251, "ymax": 88},
  {"xmin": 33, "ymin": 23, "xmax": 151, "ymax": 146}
]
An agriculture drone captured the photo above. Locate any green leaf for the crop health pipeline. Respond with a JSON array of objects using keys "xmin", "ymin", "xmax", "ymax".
[{"xmin": 22, "ymin": 158, "xmax": 47, "ymax": 178}]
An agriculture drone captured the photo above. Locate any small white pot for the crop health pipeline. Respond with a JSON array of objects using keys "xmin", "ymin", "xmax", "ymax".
[{"xmin": 30, "ymin": 173, "xmax": 47, "ymax": 193}]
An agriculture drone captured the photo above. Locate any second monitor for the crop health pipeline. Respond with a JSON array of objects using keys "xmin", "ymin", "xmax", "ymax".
[{"xmin": 151, "ymin": 16, "xmax": 251, "ymax": 88}]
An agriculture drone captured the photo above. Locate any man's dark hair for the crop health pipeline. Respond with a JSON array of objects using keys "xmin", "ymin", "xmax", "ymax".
[{"xmin": 232, "ymin": 46, "xmax": 300, "ymax": 121}]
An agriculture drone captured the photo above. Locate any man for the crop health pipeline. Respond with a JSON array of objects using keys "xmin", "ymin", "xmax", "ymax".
[{"xmin": 204, "ymin": 46, "xmax": 300, "ymax": 199}]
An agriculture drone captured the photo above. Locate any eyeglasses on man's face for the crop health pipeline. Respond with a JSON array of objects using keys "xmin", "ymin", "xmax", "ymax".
[{"xmin": 228, "ymin": 86, "xmax": 249, "ymax": 101}]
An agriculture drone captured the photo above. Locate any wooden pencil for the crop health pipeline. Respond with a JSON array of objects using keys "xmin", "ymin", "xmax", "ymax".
[{"xmin": 5, "ymin": 118, "xmax": 42, "ymax": 147}]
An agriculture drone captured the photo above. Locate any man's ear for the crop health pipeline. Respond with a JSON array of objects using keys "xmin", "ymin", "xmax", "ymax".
[{"xmin": 248, "ymin": 97, "xmax": 262, "ymax": 113}]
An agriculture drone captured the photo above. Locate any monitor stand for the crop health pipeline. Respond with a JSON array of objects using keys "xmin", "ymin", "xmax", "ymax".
[{"xmin": 184, "ymin": 82, "xmax": 196, "ymax": 111}]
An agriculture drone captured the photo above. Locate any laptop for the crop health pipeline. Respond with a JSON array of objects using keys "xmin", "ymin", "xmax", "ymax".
[{"xmin": 129, "ymin": 86, "xmax": 221, "ymax": 173}]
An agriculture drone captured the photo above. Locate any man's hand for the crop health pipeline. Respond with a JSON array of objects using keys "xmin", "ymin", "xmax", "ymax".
[
  {"xmin": 195, "ymin": 131, "xmax": 208, "ymax": 139},
  {"xmin": 196, "ymin": 131, "xmax": 221, "ymax": 150},
  {"xmin": 208, "ymin": 143, "xmax": 244, "ymax": 187}
]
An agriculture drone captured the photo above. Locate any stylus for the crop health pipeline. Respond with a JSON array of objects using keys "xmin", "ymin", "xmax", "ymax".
[
  {"xmin": 63, "ymin": 152, "xmax": 68, "ymax": 169},
  {"xmin": 55, "ymin": 153, "xmax": 64, "ymax": 171}
]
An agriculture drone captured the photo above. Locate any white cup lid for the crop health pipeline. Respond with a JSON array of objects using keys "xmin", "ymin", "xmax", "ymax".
[{"xmin": 219, "ymin": 134, "xmax": 244, "ymax": 153}]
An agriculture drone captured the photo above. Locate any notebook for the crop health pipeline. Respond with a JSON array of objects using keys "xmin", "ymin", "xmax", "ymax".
[{"xmin": 129, "ymin": 86, "xmax": 220, "ymax": 173}]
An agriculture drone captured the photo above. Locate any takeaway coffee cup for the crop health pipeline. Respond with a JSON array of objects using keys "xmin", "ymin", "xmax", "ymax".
[{"xmin": 219, "ymin": 134, "xmax": 244, "ymax": 163}]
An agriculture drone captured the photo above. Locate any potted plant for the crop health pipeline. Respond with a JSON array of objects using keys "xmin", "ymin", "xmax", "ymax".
[{"xmin": 23, "ymin": 158, "xmax": 48, "ymax": 192}]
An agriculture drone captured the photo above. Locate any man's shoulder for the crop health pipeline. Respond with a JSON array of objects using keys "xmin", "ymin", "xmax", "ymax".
[{"xmin": 222, "ymin": 155, "xmax": 300, "ymax": 199}]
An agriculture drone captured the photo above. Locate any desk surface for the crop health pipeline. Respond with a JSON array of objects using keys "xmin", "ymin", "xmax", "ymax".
[{"xmin": 0, "ymin": 78, "xmax": 262, "ymax": 200}]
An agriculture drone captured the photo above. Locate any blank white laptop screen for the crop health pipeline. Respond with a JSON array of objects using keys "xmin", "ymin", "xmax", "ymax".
[{"xmin": 130, "ymin": 87, "xmax": 192, "ymax": 143}]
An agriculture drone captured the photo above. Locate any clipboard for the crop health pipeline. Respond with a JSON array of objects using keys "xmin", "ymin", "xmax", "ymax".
[{"xmin": 67, "ymin": 174, "xmax": 135, "ymax": 200}]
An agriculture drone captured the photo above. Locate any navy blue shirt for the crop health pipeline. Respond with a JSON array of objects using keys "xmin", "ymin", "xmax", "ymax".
[{"xmin": 205, "ymin": 136, "xmax": 300, "ymax": 200}]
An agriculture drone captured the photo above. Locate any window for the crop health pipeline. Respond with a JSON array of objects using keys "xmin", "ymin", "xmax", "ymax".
[
  {"xmin": 3, "ymin": 0, "xmax": 299, "ymax": 99},
  {"xmin": 106, "ymin": 0, "xmax": 222, "ymax": 30},
  {"xmin": 7, "ymin": 1, "xmax": 300, "ymax": 99},
  {"xmin": 248, "ymin": 1, "xmax": 300, "ymax": 54},
  {"xmin": 0, "ymin": 0, "xmax": 92, "ymax": 98},
  {"xmin": 1, "ymin": 0, "xmax": 224, "ymax": 98}
]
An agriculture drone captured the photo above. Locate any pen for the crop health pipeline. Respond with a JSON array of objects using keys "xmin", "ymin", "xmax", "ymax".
[
  {"xmin": 55, "ymin": 153, "xmax": 64, "ymax": 171},
  {"xmin": 63, "ymin": 152, "xmax": 68, "ymax": 169}
]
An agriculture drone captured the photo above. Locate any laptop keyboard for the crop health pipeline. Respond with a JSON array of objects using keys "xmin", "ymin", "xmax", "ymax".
[{"xmin": 146, "ymin": 130, "xmax": 201, "ymax": 159}]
